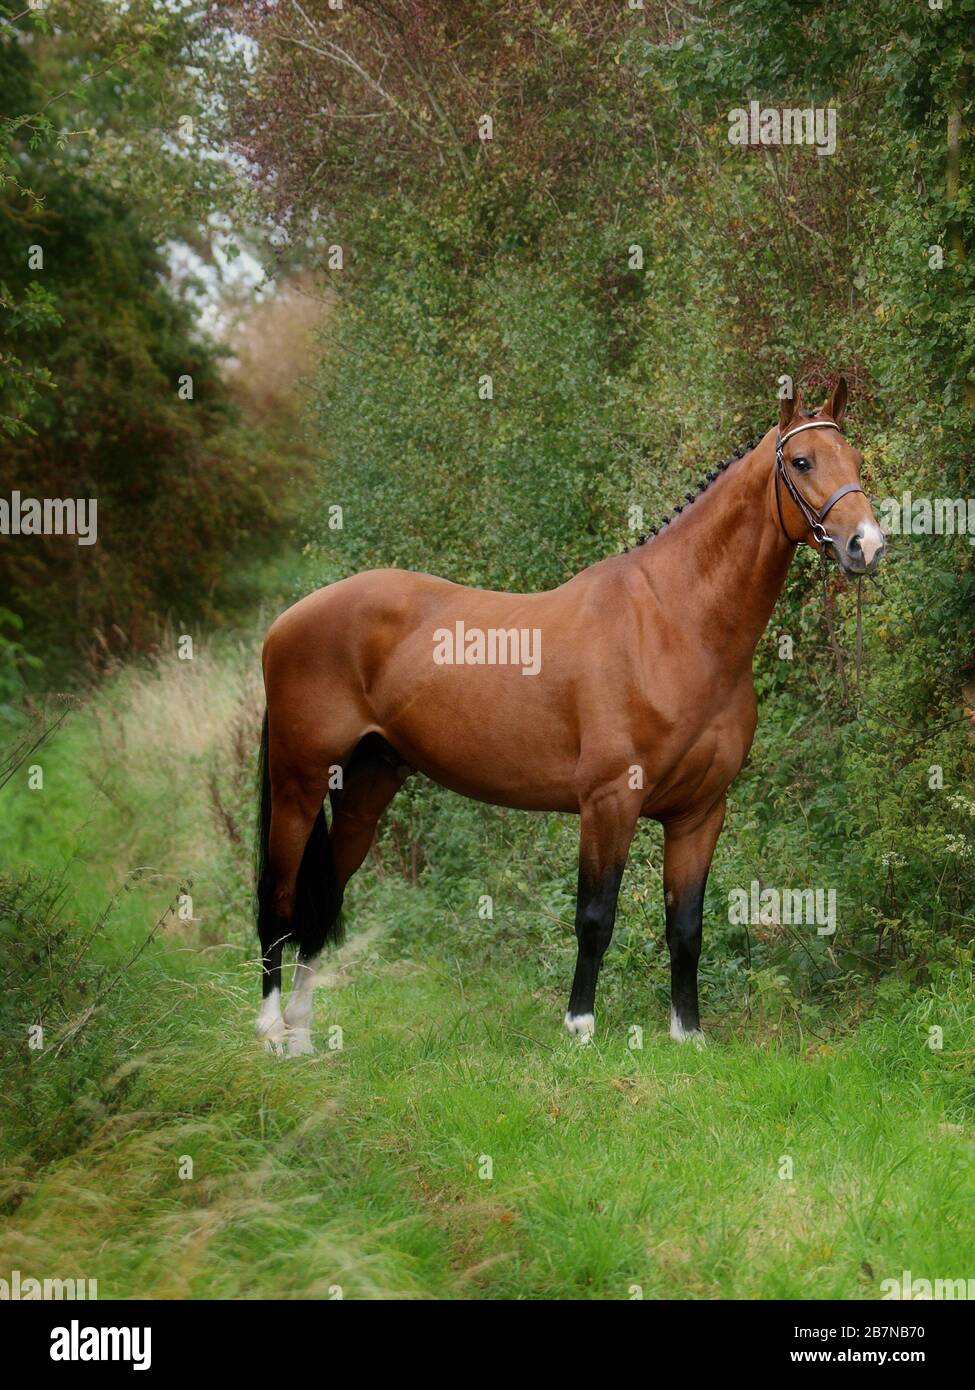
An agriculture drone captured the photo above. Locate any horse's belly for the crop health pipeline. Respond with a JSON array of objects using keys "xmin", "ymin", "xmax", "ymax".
[{"xmin": 375, "ymin": 667, "xmax": 581, "ymax": 812}]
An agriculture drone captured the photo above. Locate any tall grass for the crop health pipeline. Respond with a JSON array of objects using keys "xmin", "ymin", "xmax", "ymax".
[{"xmin": 1, "ymin": 629, "xmax": 973, "ymax": 1299}]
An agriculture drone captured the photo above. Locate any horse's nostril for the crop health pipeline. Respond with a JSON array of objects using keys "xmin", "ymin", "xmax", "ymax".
[{"xmin": 852, "ymin": 524, "xmax": 885, "ymax": 568}]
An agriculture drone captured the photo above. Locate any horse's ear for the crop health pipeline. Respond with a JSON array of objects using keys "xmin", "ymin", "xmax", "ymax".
[
  {"xmin": 778, "ymin": 385, "xmax": 803, "ymax": 434},
  {"xmin": 823, "ymin": 375, "xmax": 848, "ymax": 425}
]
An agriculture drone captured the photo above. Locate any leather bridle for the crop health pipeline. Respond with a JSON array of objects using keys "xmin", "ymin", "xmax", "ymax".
[{"xmin": 774, "ymin": 419, "xmax": 865, "ymax": 550}]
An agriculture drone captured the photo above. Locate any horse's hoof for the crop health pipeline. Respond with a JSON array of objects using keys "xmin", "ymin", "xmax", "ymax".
[
  {"xmin": 564, "ymin": 1011, "xmax": 595, "ymax": 1045},
  {"xmin": 256, "ymin": 989, "xmax": 287, "ymax": 1049},
  {"xmin": 286, "ymin": 1030, "xmax": 315, "ymax": 1057},
  {"xmin": 669, "ymin": 1012, "xmax": 706, "ymax": 1047},
  {"xmin": 256, "ymin": 1016, "xmax": 287, "ymax": 1055}
]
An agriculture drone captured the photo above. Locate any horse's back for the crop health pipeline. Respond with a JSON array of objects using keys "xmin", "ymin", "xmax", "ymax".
[{"xmin": 261, "ymin": 567, "xmax": 589, "ymax": 806}]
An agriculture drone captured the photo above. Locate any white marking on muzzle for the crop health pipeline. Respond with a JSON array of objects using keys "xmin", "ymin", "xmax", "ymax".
[{"xmin": 857, "ymin": 522, "xmax": 885, "ymax": 566}]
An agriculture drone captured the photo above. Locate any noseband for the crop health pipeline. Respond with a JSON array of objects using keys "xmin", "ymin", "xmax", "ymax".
[{"xmin": 774, "ymin": 419, "xmax": 865, "ymax": 548}]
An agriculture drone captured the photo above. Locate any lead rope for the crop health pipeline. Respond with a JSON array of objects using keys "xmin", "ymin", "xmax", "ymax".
[
  {"xmin": 830, "ymin": 570, "xmax": 971, "ymax": 744},
  {"xmin": 820, "ymin": 545, "xmax": 851, "ymax": 706},
  {"xmin": 851, "ymin": 578, "xmax": 856, "ymax": 700},
  {"xmin": 820, "ymin": 562, "xmax": 864, "ymax": 709},
  {"xmin": 845, "ymin": 575, "xmax": 968, "ymax": 750}
]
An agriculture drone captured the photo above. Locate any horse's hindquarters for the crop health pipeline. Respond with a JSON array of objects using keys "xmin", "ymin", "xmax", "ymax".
[{"xmin": 264, "ymin": 570, "xmax": 587, "ymax": 812}]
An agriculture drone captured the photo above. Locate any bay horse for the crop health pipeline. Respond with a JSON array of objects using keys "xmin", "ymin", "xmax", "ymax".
[{"xmin": 255, "ymin": 379, "xmax": 884, "ymax": 1054}]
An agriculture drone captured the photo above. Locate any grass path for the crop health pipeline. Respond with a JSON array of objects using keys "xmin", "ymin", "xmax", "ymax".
[{"xmin": 1, "ymin": 639, "xmax": 973, "ymax": 1300}]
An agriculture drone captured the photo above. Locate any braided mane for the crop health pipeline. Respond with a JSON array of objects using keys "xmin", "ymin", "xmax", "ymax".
[{"xmin": 622, "ymin": 434, "xmax": 761, "ymax": 552}]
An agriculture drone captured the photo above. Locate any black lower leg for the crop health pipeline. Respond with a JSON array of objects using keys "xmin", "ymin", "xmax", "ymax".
[
  {"xmin": 665, "ymin": 878, "xmax": 705, "ymax": 1034},
  {"xmin": 260, "ymin": 937, "xmax": 283, "ymax": 998},
  {"xmin": 257, "ymin": 850, "xmax": 289, "ymax": 1000},
  {"xmin": 567, "ymin": 864, "xmax": 624, "ymax": 1020}
]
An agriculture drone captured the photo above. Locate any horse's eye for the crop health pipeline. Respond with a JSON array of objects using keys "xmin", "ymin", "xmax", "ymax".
[{"xmin": 792, "ymin": 455, "xmax": 812, "ymax": 473}]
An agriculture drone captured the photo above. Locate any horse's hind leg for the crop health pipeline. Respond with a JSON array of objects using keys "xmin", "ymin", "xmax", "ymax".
[
  {"xmin": 330, "ymin": 740, "xmax": 408, "ymax": 886},
  {"xmin": 282, "ymin": 739, "xmax": 407, "ymax": 1054},
  {"xmin": 257, "ymin": 771, "xmax": 331, "ymax": 1052},
  {"xmin": 282, "ymin": 943, "xmax": 319, "ymax": 1056},
  {"xmin": 256, "ymin": 702, "xmax": 342, "ymax": 1052}
]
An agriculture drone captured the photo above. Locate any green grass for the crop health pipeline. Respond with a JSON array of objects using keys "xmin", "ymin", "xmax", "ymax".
[{"xmin": 1, "ymin": 636, "xmax": 973, "ymax": 1300}]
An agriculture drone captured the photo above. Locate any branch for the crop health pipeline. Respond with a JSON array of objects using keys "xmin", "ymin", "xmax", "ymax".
[{"xmin": 282, "ymin": 0, "xmax": 432, "ymax": 140}]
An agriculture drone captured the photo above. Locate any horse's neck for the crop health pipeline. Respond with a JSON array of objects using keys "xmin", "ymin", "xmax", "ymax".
[{"xmin": 632, "ymin": 434, "xmax": 795, "ymax": 669}]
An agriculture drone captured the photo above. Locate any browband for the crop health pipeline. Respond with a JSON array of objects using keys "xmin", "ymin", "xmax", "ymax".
[{"xmin": 779, "ymin": 420, "xmax": 840, "ymax": 447}]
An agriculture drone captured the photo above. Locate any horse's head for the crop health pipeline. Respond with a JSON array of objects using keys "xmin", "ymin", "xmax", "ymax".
[{"xmin": 774, "ymin": 378, "xmax": 885, "ymax": 577}]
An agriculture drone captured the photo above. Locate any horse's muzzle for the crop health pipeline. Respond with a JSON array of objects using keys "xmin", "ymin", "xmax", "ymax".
[{"xmin": 838, "ymin": 520, "xmax": 886, "ymax": 576}]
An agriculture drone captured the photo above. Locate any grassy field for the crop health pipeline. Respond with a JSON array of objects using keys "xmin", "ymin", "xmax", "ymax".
[{"xmin": 1, "ymin": 620, "xmax": 973, "ymax": 1301}]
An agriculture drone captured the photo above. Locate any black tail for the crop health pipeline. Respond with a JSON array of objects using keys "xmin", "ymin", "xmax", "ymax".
[{"xmin": 255, "ymin": 711, "xmax": 344, "ymax": 996}]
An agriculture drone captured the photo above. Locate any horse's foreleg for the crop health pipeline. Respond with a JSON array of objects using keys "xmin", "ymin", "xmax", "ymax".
[
  {"xmin": 662, "ymin": 795, "xmax": 726, "ymax": 1044},
  {"xmin": 565, "ymin": 790, "xmax": 641, "ymax": 1044}
]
